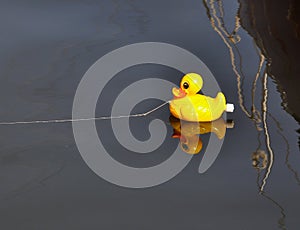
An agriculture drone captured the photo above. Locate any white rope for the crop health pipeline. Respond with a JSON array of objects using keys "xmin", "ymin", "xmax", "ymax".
[{"xmin": 0, "ymin": 101, "xmax": 171, "ymax": 126}]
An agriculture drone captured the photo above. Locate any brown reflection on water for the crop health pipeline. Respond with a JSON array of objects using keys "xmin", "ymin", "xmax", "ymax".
[
  {"xmin": 269, "ymin": 113, "xmax": 300, "ymax": 186},
  {"xmin": 202, "ymin": 0, "xmax": 300, "ymax": 228},
  {"xmin": 203, "ymin": 0, "xmax": 250, "ymax": 119},
  {"xmin": 203, "ymin": 0, "xmax": 273, "ymax": 188},
  {"xmin": 260, "ymin": 71, "xmax": 274, "ymax": 193},
  {"xmin": 256, "ymin": 174, "xmax": 287, "ymax": 230}
]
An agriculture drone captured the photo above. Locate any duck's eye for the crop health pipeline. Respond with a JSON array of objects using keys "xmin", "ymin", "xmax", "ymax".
[
  {"xmin": 182, "ymin": 143, "xmax": 189, "ymax": 151},
  {"xmin": 183, "ymin": 82, "xmax": 189, "ymax": 89}
]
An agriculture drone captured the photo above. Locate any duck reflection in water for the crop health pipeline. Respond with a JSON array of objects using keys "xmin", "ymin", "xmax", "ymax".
[{"xmin": 169, "ymin": 116, "xmax": 234, "ymax": 154}]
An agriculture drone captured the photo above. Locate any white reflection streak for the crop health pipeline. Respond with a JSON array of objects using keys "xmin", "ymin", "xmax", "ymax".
[
  {"xmin": 260, "ymin": 72, "xmax": 274, "ymax": 192},
  {"xmin": 206, "ymin": 0, "xmax": 252, "ymax": 118}
]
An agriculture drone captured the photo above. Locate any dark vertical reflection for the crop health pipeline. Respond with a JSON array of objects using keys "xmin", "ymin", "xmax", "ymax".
[
  {"xmin": 202, "ymin": 1, "xmax": 292, "ymax": 228},
  {"xmin": 268, "ymin": 113, "xmax": 300, "ymax": 185},
  {"xmin": 203, "ymin": 0, "xmax": 272, "ymax": 189},
  {"xmin": 255, "ymin": 173, "xmax": 286, "ymax": 230},
  {"xmin": 238, "ymin": 0, "xmax": 300, "ymax": 144},
  {"xmin": 237, "ymin": 1, "xmax": 300, "ymax": 225}
]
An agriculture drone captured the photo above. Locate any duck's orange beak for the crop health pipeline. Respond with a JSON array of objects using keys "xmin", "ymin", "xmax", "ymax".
[
  {"xmin": 172, "ymin": 130, "xmax": 187, "ymax": 143},
  {"xmin": 172, "ymin": 129, "xmax": 181, "ymax": 139},
  {"xmin": 172, "ymin": 87, "xmax": 186, "ymax": 98}
]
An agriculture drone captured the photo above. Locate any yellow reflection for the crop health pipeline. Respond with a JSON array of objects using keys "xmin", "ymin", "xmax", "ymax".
[{"xmin": 169, "ymin": 116, "xmax": 234, "ymax": 154}]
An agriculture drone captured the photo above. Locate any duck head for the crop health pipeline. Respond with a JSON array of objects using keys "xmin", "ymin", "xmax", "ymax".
[
  {"xmin": 169, "ymin": 116, "xmax": 203, "ymax": 155},
  {"xmin": 179, "ymin": 135, "xmax": 203, "ymax": 155},
  {"xmin": 172, "ymin": 128, "xmax": 203, "ymax": 155},
  {"xmin": 172, "ymin": 73, "xmax": 203, "ymax": 98}
]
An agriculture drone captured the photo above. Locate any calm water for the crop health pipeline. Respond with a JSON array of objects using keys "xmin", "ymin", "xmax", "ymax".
[{"xmin": 0, "ymin": 0, "xmax": 299, "ymax": 229}]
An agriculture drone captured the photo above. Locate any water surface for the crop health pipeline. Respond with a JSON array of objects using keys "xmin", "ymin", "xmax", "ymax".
[{"xmin": 0, "ymin": 0, "xmax": 299, "ymax": 229}]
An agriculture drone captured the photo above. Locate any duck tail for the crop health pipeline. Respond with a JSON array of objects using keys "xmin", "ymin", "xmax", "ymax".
[
  {"xmin": 217, "ymin": 92, "xmax": 234, "ymax": 113},
  {"xmin": 216, "ymin": 92, "xmax": 226, "ymax": 110},
  {"xmin": 216, "ymin": 92, "xmax": 234, "ymax": 113}
]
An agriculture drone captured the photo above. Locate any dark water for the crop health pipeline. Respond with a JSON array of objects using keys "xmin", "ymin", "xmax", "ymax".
[{"xmin": 0, "ymin": 0, "xmax": 299, "ymax": 229}]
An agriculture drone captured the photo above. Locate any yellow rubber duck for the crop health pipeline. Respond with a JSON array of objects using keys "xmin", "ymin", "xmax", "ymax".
[
  {"xmin": 169, "ymin": 116, "xmax": 234, "ymax": 154},
  {"xmin": 169, "ymin": 73, "xmax": 234, "ymax": 122}
]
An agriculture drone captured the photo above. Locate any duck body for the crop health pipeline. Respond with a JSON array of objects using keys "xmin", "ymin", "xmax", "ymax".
[
  {"xmin": 169, "ymin": 73, "xmax": 229, "ymax": 122},
  {"xmin": 170, "ymin": 91, "xmax": 227, "ymax": 122}
]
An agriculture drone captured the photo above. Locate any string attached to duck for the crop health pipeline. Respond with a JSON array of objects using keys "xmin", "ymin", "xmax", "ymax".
[
  {"xmin": 0, "ymin": 73, "xmax": 234, "ymax": 126},
  {"xmin": 0, "ymin": 101, "xmax": 171, "ymax": 126}
]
